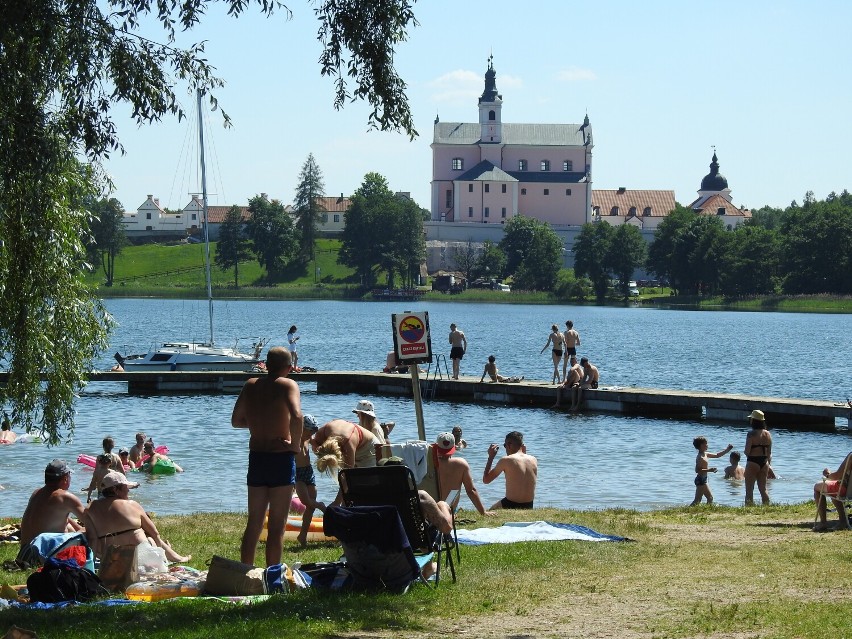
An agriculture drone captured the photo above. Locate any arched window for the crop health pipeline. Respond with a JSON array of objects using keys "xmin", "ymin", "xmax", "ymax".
[
  {"xmin": 628, "ymin": 207, "xmax": 637, "ymax": 217},
  {"xmin": 488, "ymin": 110, "xmax": 496, "ymax": 121},
  {"xmin": 643, "ymin": 207, "xmax": 652, "ymax": 217},
  {"xmin": 452, "ymin": 158, "xmax": 463, "ymax": 170},
  {"xmin": 610, "ymin": 206, "xmax": 619, "ymax": 216}
]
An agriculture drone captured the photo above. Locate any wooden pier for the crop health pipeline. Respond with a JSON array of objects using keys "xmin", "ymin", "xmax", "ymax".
[{"xmin": 53, "ymin": 371, "xmax": 851, "ymax": 431}]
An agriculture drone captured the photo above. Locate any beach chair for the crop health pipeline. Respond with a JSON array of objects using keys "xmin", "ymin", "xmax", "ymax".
[
  {"xmin": 323, "ymin": 505, "xmax": 430, "ymax": 593},
  {"xmin": 814, "ymin": 452, "xmax": 852, "ymax": 527},
  {"xmin": 339, "ymin": 465, "xmax": 456, "ymax": 584}
]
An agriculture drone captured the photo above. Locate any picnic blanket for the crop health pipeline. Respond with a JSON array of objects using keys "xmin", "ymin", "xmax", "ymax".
[{"xmin": 455, "ymin": 521, "xmax": 628, "ymax": 545}]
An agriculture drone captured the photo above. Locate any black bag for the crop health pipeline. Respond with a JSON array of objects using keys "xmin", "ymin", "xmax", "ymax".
[{"xmin": 26, "ymin": 557, "xmax": 107, "ymax": 603}]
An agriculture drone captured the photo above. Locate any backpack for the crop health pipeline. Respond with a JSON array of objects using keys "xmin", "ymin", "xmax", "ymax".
[{"xmin": 26, "ymin": 557, "xmax": 107, "ymax": 603}]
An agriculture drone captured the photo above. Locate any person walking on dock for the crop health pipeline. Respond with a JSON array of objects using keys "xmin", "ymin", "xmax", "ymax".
[
  {"xmin": 287, "ymin": 325, "xmax": 299, "ymax": 367},
  {"xmin": 541, "ymin": 324, "xmax": 566, "ymax": 384},
  {"xmin": 562, "ymin": 320, "xmax": 581, "ymax": 381},
  {"xmin": 449, "ymin": 323, "xmax": 467, "ymax": 380}
]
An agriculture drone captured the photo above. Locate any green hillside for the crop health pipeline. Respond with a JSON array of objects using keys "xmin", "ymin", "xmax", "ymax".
[{"xmin": 88, "ymin": 238, "xmax": 359, "ymax": 295}]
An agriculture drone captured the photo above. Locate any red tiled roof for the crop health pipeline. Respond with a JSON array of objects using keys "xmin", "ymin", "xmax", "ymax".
[
  {"xmin": 591, "ymin": 190, "xmax": 676, "ymax": 217},
  {"xmin": 197, "ymin": 196, "xmax": 351, "ymax": 224},
  {"xmin": 689, "ymin": 193, "xmax": 751, "ymax": 217},
  {"xmin": 314, "ymin": 196, "xmax": 352, "ymax": 213},
  {"xmin": 205, "ymin": 205, "xmax": 249, "ymax": 224}
]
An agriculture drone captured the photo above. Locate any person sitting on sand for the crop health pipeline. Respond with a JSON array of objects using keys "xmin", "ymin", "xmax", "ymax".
[
  {"xmin": 83, "ymin": 471, "xmax": 190, "ymax": 562},
  {"xmin": 812, "ymin": 452, "xmax": 851, "ymax": 532},
  {"xmin": 20, "ymin": 460, "xmax": 86, "ymax": 546},
  {"xmin": 479, "ymin": 355, "xmax": 523, "ymax": 383},
  {"xmin": 482, "ymin": 431, "xmax": 537, "ymax": 510},
  {"xmin": 434, "ymin": 432, "xmax": 495, "ymax": 516},
  {"xmin": 724, "ymin": 450, "xmax": 746, "ymax": 480}
]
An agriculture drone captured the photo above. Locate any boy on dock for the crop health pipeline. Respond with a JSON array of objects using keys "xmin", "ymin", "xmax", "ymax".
[{"xmin": 690, "ymin": 437, "xmax": 733, "ymax": 506}]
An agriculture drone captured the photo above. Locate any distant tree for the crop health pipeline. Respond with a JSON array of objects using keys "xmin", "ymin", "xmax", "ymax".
[
  {"xmin": 394, "ymin": 194, "xmax": 426, "ymax": 288},
  {"xmin": 781, "ymin": 199, "xmax": 852, "ymax": 294},
  {"xmin": 85, "ymin": 197, "xmax": 127, "ymax": 287},
  {"xmin": 246, "ymin": 195, "xmax": 299, "ymax": 277},
  {"xmin": 647, "ymin": 205, "xmax": 696, "ymax": 293},
  {"xmin": 553, "ymin": 269, "xmax": 591, "ymax": 301},
  {"xmin": 746, "ymin": 205, "xmax": 787, "ymax": 231},
  {"xmin": 293, "ymin": 154, "xmax": 326, "ymax": 263},
  {"xmin": 214, "ymin": 205, "xmax": 253, "ymax": 287},
  {"xmin": 669, "ymin": 215, "xmax": 727, "ymax": 295},
  {"xmin": 605, "ymin": 224, "xmax": 647, "ymax": 297},
  {"xmin": 510, "ymin": 222, "xmax": 563, "ymax": 291},
  {"xmin": 453, "ymin": 240, "xmax": 480, "ymax": 282},
  {"xmin": 718, "ymin": 225, "xmax": 780, "ymax": 296},
  {"xmin": 573, "ymin": 222, "xmax": 614, "ymax": 300},
  {"xmin": 499, "ymin": 215, "xmax": 539, "ymax": 275},
  {"xmin": 475, "ymin": 240, "xmax": 507, "ymax": 280}
]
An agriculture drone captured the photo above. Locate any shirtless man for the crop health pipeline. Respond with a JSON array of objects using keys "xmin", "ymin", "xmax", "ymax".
[
  {"xmin": 128, "ymin": 432, "xmax": 146, "ymax": 468},
  {"xmin": 448, "ymin": 323, "xmax": 467, "ymax": 380},
  {"xmin": 572, "ymin": 357, "xmax": 599, "ymax": 411},
  {"xmin": 552, "ymin": 356, "xmax": 583, "ymax": 408},
  {"xmin": 562, "ymin": 320, "xmax": 581, "ymax": 381},
  {"xmin": 231, "ymin": 346, "xmax": 302, "ymax": 566},
  {"xmin": 434, "ymin": 433, "xmax": 494, "ymax": 516},
  {"xmin": 20, "ymin": 460, "xmax": 86, "ymax": 546},
  {"xmin": 83, "ymin": 471, "xmax": 190, "ymax": 562},
  {"xmin": 479, "ymin": 355, "xmax": 522, "ymax": 383},
  {"xmin": 482, "ymin": 431, "xmax": 537, "ymax": 509}
]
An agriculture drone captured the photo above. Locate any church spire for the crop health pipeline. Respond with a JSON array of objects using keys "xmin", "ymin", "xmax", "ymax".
[{"xmin": 479, "ymin": 54, "xmax": 501, "ymax": 104}]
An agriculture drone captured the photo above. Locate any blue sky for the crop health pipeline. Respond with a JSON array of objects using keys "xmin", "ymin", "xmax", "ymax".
[{"xmin": 104, "ymin": 0, "xmax": 852, "ymax": 214}]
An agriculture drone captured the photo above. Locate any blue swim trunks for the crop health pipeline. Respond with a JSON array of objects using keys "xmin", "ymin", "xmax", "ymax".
[
  {"xmin": 247, "ymin": 451, "xmax": 296, "ymax": 488},
  {"xmin": 295, "ymin": 464, "xmax": 316, "ymax": 487},
  {"xmin": 694, "ymin": 474, "xmax": 709, "ymax": 487}
]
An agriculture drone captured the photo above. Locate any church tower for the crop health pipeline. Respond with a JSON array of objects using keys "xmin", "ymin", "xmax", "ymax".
[
  {"xmin": 698, "ymin": 151, "xmax": 732, "ymax": 203},
  {"xmin": 478, "ymin": 55, "xmax": 502, "ymax": 144}
]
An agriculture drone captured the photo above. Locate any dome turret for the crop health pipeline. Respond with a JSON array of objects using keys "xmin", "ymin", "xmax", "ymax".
[
  {"xmin": 478, "ymin": 55, "xmax": 501, "ymax": 104},
  {"xmin": 700, "ymin": 151, "xmax": 729, "ymax": 192}
]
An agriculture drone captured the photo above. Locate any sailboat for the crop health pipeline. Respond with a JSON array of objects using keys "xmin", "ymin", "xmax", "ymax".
[{"xmin": 119, "ymin": 91, "xmax": 266, "ymax": 372}]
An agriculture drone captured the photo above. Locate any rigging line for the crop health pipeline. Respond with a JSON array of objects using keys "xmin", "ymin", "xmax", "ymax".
[
  {"xmin": 204, "ymin": 100, "xmax": 228, "ymax": 206},
  {"xmin": 168, "ymin": 95, "xmax": 197, "ymax": 212}
]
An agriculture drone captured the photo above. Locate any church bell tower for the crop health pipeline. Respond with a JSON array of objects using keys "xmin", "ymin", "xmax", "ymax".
[{"xmin": 478, "ymin": 55, "xmax": 502, "ymax": 144}]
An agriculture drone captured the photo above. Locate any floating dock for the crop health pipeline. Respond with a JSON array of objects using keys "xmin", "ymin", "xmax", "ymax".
[{"xmin": 52, "ymin": 371, "xmax": 851, "ymax": 431}]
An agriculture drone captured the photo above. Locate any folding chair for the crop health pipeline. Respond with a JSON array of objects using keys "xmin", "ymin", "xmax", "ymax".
[
  {"xmin": 323, "ymin": 505, "xmax": 428, "ymax": 593},
  {"xmin": 814, "ymin": 452, "xmax": 852, "ymax": 528},
  {"xmin": 339, "ymin": 465, "xmax": 456, "ymax": 583}
]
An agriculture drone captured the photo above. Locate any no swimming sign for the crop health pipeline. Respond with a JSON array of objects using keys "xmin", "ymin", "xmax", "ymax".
[{"xmin": 391, "ymin": 311, "xmax": 432, "ymax": 364}]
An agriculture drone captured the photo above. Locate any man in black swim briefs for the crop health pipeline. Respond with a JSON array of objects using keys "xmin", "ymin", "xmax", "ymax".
[
  {"xmin": 483, "ymin": 431, "xmax": 537, "ymax": 510},
  {"xmin": 232, "ymin": 346, "xmax": 303, "ymax": 567},
  {"xmin": 449, "ymin": 323, "xmax": 467, "ymax": 380}
]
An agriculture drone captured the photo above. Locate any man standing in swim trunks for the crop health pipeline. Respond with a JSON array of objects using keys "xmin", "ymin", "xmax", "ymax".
[
  {"xmin": 562, "ymin": 320, "xmax": 581, "ymax": 381},
  {"xmin": 232, "ymin": 346, "xmax": 303, "ymax": 567},
  {"xmin": 449, "ymin": 323, "xmax": 467, "ymax": 380},
  {"xmin": 482, "ymin": 431, "xmax": 537, "ymax": 509}
]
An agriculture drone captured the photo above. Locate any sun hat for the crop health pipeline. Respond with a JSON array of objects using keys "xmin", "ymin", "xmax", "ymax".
[
  {"xmin": 352, "ymin": 399, "xmax": 376, "ymax": 418},
  {"xmin": 435, "ymin": 432, "xmax": 456, "ymax": 457},
  {"xmin": 100, "ymin": 470, "xmax": 140, "ymax": 491},
  {"xmin": 303, "ymin": 414, "xmax": 319, "ymax": 431},
  {"xmin": 748, "ymin": 409, "xmax": 766, "ymax": 422},
  {"xmin": 45, "ymin": 459, "xmax": 72, "ymax": 481}
]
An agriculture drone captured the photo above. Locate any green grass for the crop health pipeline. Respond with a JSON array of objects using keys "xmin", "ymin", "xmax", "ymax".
[{"xmin": 2, "ymin": 503, "xmax": 850, "ymax": 638}]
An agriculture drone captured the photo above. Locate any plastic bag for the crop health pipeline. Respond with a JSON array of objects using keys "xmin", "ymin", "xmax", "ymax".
[{"xmin": 136, "ymin": 544, "xmax": 168, "ymax": 576}]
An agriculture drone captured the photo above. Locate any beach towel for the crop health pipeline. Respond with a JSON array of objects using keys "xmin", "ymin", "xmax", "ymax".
[{"xmin": 455, "ymin": 521, "xmax": 628, "ymax": 545}]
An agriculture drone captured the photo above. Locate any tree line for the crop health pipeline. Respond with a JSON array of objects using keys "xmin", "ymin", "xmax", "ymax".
[{"xmin": 572, "ymin": 191, "xmax": 852, "ymax": 299}]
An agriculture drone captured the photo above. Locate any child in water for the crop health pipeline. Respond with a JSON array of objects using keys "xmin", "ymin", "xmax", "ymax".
[
  {"xmin": 724, "ymin": 450, "xmax": 746, "ymax": 480},
  {"xmin": 690, "ymin": 436, "xmax": 733, "ymax": 506},
  {"xmin": 85, "ymin": 454, "xmax": 112, "ymax": 503}
]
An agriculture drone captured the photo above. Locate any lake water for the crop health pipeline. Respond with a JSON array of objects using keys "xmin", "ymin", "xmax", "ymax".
[{"xmin": 1, "ymin": 299, "xmax": 850, "ymax": 517}]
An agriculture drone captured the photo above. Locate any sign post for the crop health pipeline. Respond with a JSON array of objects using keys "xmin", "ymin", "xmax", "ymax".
[{"xmin": 391, "ymin": 311, "xmax": 432, "ymax": 441}]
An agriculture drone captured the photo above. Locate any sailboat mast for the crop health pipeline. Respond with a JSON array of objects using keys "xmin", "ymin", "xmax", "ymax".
[{"xmin": 197, "ymin": 89, "xmax": 214, "ymax": 346}]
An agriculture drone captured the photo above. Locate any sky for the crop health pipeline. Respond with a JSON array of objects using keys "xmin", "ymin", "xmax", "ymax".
[{"xmin": 104, "ymin": 0, "xmax": 852, "ymax": 215}]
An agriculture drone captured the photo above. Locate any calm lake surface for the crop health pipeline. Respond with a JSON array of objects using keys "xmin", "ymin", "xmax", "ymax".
[{"xmin": 1, "ymin": 299, "xmax": 850, "ymax": 517}]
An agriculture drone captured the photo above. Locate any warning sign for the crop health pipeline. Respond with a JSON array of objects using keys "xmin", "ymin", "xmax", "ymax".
[{"xmin": 391, "ymin": 311, "xmax": 432, "ymax": 363}]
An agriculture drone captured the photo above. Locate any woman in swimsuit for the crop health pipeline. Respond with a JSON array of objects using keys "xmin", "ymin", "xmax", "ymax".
[
  {"xmin": 312, "ymin": 418, "xmax": 378, "ymax": 475},
  {"xmin": 83, "ymin": 470, "xmax": 191, "ymax": 562},
  {"xmin": 744, "ymin": 409, "xmax": 773, "ymax": 505},
  {"xmin": 540, "ymin": 324, "xmax": 566, "ymax": 385}
]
